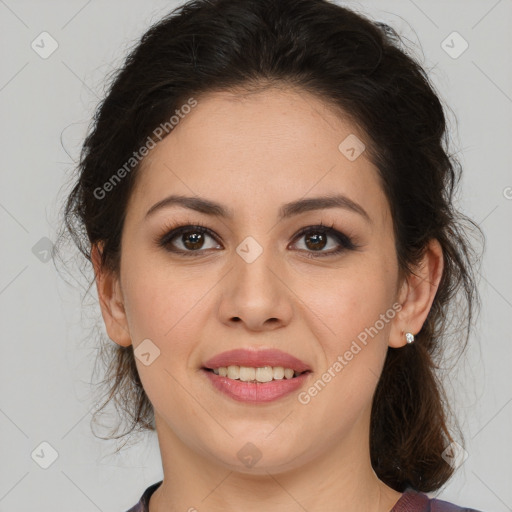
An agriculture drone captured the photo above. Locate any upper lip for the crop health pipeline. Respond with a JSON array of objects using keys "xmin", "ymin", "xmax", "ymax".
[{"xmin": 203, "ymin": 348, "xmax": 311, "ymax": 373}]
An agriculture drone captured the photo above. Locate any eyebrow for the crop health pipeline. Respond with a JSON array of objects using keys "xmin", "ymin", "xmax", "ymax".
[{"xmin": 145, "ymin": 194, "xmax": 371, "ymax": 224}]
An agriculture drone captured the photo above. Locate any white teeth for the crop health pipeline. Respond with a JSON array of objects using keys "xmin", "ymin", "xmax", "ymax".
[
  {"xmin": 284, "ymin": 368, "xmax": 294, "ymax": 379},
  {"xmin": 255, "ymin": 366, "xmax": 273, "ymax": 382},
  {"xmin": 211, "ymin": 365, "xmax": 302, "ymax": 382},
  {"xmin": 273, "ymin": 366, "xmax": 285, "ymax": 380},
  {"xmin": 239, "ymin": 366, "xmax": 256, "ymax": 382},
  {"xmin": 227, "ymin": 365, "xmax": 240, "ymax": 379}
]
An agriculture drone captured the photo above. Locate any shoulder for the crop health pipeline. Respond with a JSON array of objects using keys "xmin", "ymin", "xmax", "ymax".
[
  {"xmin": 393, "ymin": 489, "xmax": 485, "ymax": 512},
  {"xmin": 431, "ymin": 495, "xmax": 484, "ymax": 512},
  {"xmin": 124, "ymin": 483, "xmax": 485, "ymax": 512},
  {"xmin": 124, "ymin": 480, "xmax": 163, "ymax": 512}
]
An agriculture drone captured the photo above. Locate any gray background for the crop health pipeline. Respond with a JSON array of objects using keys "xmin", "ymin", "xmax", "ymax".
[{"xmin": 1, "ymin": 0, "xmax": 511, "ymax": 510}]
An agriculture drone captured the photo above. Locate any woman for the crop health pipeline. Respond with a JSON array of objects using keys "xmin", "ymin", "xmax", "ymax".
[{"xmin": 57, "ymin": 0, "xmax": 485, "ymax": 510}]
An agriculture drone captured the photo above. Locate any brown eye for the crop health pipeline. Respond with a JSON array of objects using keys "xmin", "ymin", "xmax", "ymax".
[
  {"xmin": 158, "ymin": 225, "xmax": 222, "ymax": 254},
  {"xmin": 291, "ymin": 225, "xmax": 358, "ymax": 258},
  {"xmin": 157, "ymin": 223, "xmax": 358, "ymax": 258},
  {"xmin": 181, "ymin": 230, "xmax": 206, "ymax": 250},
  {"xmin": 304, "ymin": 232, "xmax": 328, "ymax": 251}
]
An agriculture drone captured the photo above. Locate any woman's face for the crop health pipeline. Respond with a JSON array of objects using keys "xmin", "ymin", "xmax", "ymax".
[{"xmin": 107, "ymin": 87, "xmax": 408, "ymax": 473}]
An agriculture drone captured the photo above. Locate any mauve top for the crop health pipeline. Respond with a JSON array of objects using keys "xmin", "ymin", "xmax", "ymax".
[{"xmin": 125, "ymin": 481, "xmax": 484, "ymax": 511}]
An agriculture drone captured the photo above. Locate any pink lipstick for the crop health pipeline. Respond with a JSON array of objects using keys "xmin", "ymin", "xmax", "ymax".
[{"xmin": 202, "ymin": 348, "xmax": 312, "ymax": 403}]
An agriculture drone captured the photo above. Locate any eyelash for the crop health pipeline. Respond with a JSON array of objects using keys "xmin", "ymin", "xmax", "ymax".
[{"xmin": 154, "ymin": 220, "xmax": 359, "ymax": 259}]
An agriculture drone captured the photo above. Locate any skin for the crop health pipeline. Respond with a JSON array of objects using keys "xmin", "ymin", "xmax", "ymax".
[{"xmin": 92, "ymin": 87, "xmax": 443, "ymax": 512}]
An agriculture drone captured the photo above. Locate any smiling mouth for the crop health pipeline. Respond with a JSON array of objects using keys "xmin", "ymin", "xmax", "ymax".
[{"xmin": 203, "ymin": 365, "xmax": 311, "ymax": 383}]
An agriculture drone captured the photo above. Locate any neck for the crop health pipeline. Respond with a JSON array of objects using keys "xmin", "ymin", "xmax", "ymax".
[{"xmin": 149, "ymin": 410, "xmax": 402, "ymax": 512}]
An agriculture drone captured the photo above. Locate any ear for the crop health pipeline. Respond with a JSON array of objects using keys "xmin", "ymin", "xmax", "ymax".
[
  {"xmin": 389, "ymin": 238, "xmax": 444, "ymax": 348},
  {"xmin": 91, "ymin": 243, "xmax": 132, "ymax": 347}
]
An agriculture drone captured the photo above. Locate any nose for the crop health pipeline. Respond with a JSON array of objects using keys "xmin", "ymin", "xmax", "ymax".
[{"xmin": 217, "ymin": 243, "xmax": 294, "ymax": 332}]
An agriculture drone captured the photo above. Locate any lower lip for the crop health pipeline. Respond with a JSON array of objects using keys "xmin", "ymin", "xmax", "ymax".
[{"xmin": 202, "ymin": 369, "xmax": 310, "ymax": 403}]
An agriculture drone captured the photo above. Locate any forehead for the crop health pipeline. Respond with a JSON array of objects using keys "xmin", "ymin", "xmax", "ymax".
[{"xmin": 126, "ymin": 87, "xmax": 391, "ymax": 229}]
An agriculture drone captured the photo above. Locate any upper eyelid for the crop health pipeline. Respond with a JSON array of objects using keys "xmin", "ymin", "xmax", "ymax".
[
  {"xmin": 160, "ymin": 223, "xmax": 354, "ymax": 249},
  {"xmin": 163, "ymin": 223, "xmax": 340, "ymax": 239}
]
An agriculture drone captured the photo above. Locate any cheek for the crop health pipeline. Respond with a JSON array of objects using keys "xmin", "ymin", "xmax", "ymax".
[
  {"xmin": 120, "ymin": 262, "xmax": 213, "ymax": 356},
  {"xmin": 298, "ymin": 258, "xmax": 396, "ymax": 350},
  {"xmin": 296, "ymin": 261, "xmax": 396, "ymax": 427},
  {"xmin": 119, "ymin": 267, "xmax": 211, "ymax": 412}
]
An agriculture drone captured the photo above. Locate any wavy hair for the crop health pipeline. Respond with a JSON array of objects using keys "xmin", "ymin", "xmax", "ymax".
[{"xmin": 55, "ymin": 0, "xmax": 483, "ymax": 493}]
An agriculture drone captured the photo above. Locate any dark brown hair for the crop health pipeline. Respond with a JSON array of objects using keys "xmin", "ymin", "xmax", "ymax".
[{"xmin": 55, "ymin": 0, "xmax": 483, "ymax": 493}]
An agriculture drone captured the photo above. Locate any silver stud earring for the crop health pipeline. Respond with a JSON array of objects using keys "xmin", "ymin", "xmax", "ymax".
[{"xmin": 405, "ymin": 332, "xmax": 415, "ymax": 344}]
